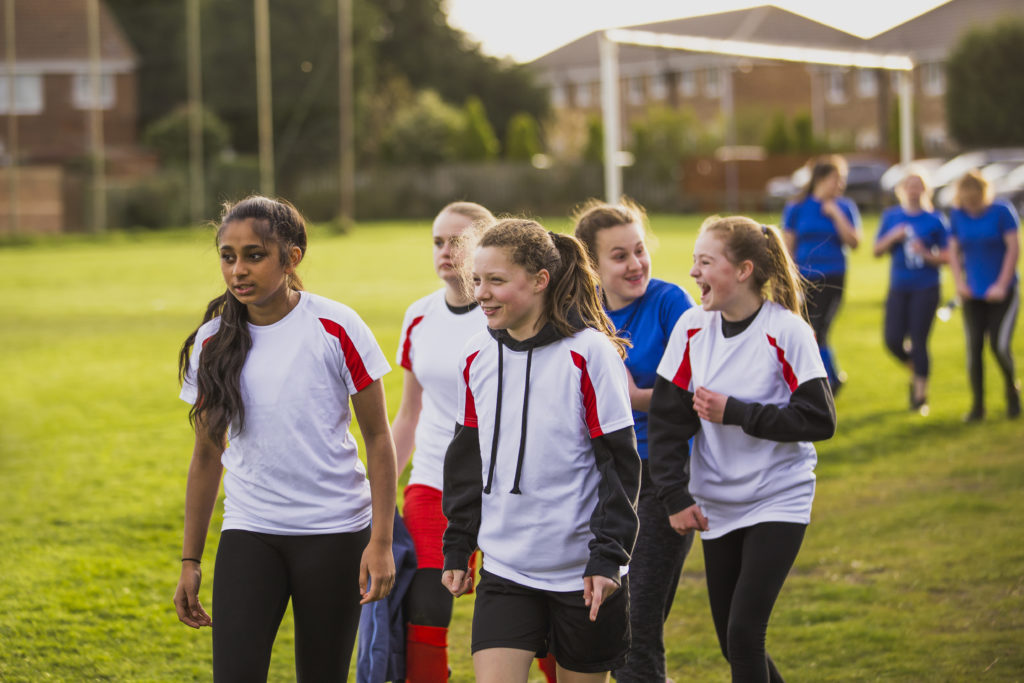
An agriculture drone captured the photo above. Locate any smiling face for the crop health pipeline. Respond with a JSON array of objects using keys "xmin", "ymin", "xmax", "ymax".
[
  {"xmin": 594, "ymin": 222, "xmax": 651, "ymax": 310},
  {"xmin": 432, "ymin": 209, "xmax": 475, "ymax": 286},
  {"xmin": 690, "ymin": 231, "xmax": 755, "ymax": 319},
  {"xmin": 219, "ymin": 218, "xmax": 298, "ymax": 322},
  {"xmin": 472, "ymin": 245, "xmax": 549, "ymax": 340}
]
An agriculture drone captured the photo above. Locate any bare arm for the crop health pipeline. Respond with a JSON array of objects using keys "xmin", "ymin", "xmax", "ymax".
[
  {"xmin": 947, "ymin": 236, "xmax": 972, "ymax": 299},
  {"xmin": 783, "ymin": 229, "xmax": 797, "ymax": 257},
  {"xmin": 988, "ymin": 230, "xmax": 1021, "ymax": 300},
  {"xmin": 824, "ymin": 200, "xmax": 861, "ymax": 248},
  {"xmin": 625, "ymin": 371, "xmax": 651, "ymax": 412},
  {"xmin": 351, "ymin": 379, "xmax": 397, "ymax": 604},
  {"xmin": 390, "ymin": 370, "xmax": 423, "ymax": 477},
  {"xmin": 873, "ymin": 224, "xmax": 906, "ymax": 258},
  {"xmin": 173, "ymin": 424, "xmax": 224, "ymax": 629}
]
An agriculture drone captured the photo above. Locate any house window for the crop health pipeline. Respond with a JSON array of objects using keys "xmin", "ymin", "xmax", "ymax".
[
  {"xmin": 576, "ymin": 82, "xmax": 593, "ymax": 108},
  {"xmin": 826, "ymin": 68, "xmax": 847, "ymax": 104},
  {"xmin": 650, "ymin": 73, "xmax": 669, "ymax": 101},
  {"xmin": 678, "ymin": 70, "xmax": 696, "ymax": 97},
  {"xmin": 550, "ymin": 83, "xmax": 567, "ymax": 108},
  {"xmin": 922, "ymin": 62, "xmax": 946, "ymax": 97},
  {"xmin": 627, "ymin": 77, "xmax": 645, "ymax": 105},
  {"xmin": 703, "ymin": 68, "xmax": 721, "ymax": 98},
  {"xmin": 857, "ymin": 69, "xmax": 877, "ymax": 98},
  {"xmin": 0, "ymin": 75, "xmax": 43, "ymax": 114},
  {"xmin": 72, "ymin": 73, "xmax": 116, "ymax": 110}
]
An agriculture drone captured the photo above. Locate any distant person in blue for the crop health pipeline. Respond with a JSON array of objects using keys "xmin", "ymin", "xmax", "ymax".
[
  {"xmin": 783, "ymin": 155, "xmax": 862, "ymax": 395},
  {"xmin": 948, "ymin": 170, "xmax": 1021, "ymax": 421},
  {"xmin": 574, "ymin": 198, "xmax": 694, "ymax": 683},
  {"xmin": 873, "ymin": 169, "xmax": 949, "ymax": 414}
]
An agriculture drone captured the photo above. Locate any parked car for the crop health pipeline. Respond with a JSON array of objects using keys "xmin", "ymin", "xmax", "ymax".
[
  {"xmin": 763, "ymin": 157, "xmax": 889, "ymax": 211},
  {"xmin": 992, "ymin": 162, "xmax": 1024, "ymax": 215},
  {"xmin": 879, "ymin": 158, "xmax": 946, "ymax": 196},
  {"xmin": 930, "ymin": 147, "xmax": 1024, "ymax": 199},
  {"xmin": 936, "ymin": 160, "xmax": 1024, "ymax": 209}
]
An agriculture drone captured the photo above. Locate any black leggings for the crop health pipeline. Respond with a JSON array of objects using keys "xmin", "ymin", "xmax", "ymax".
[
  {"xmin": 962, "ymin": 285, "xmax": 1020, "ymax": 409},
  {"xmin": 404, "ymin": 568, "xmax": 453, "ymax": 627},
  {"xmin": 804, "ymin": 273, "xmax": 845, "ymax": 386},
  {"xmin": 212, "ymin": 527, "xmax": 370, "ymax": 682},
  {"xmin": 884, "ymin": 285, "xmax": 940, "ymax": 377},
  {"xmin": 702, "ymin": 522, "xmax": 806, "ymax": 683}
]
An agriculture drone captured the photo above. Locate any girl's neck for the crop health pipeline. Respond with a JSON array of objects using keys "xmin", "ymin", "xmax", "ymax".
[
  {"xmin": 604, "ymin": 289, "xmax": 638, "ymax": 312},
  {"xmin": 444, "ymin": 283, "xmax": 474, "ymax": 308},
  {"xmin": 720, "ymin": 290, "xmax": 764, "ymax": 323},
  {"xmin": 508, "ymin": 313, "xmax": 547, "ymax": 342},
  {"xmin": 248, "ymin": 287, "xmax": 299, "ymax": 326},
  {"xmin": 903, "ymin": 199, "xmax": 923, "ymax": 214}
]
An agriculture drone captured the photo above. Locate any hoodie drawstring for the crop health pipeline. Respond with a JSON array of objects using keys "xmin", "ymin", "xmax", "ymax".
[
  {"xmin": 510, "ymin": 347, "xmax": 532, "ymax": 495},
  {"xmin": 483, "ymin": 341, "xmax": 533, "ymax": 495},
  {"xmin": 482, "ymin": 343, "xmax": 503, "ymax": 495}
]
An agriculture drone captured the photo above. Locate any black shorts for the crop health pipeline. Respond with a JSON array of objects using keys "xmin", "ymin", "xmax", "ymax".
[{"xmin": 471, "ymin": 569, "xmax": 630, "ymax": 673}]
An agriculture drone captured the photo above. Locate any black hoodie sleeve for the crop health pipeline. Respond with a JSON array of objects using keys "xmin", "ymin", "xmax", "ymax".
[
  {"xmin": 721, "ymin": 377, "xmax": 836, "ymax": 442},
  {"xmin": 441, "ymin": 422, "xmax": 482, "ymax": 572},
  {"xmin": 585, "ymin": 426, "xmax": 641, "ymax": 583},
  {"xmin": 648, "ymin": 376, "xmax": 702, "ymax": 516}
]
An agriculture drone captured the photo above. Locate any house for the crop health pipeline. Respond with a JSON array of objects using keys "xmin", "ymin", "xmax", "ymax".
[{"xmin": 530, "ymin": 0, "xmax": 1024, "ymax": 160}]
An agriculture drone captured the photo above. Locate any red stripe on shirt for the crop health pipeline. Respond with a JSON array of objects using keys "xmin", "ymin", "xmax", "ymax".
[
  {"xmin": 319, "ymin": 317, "xmax": 374, "ymax": 391},
  {"xmin": 400, "ymin": 315, "xmax": 425, "ymax": 371},
  {"xmin": 766, "ymin": 334, "xmax": 799, "ymax": 392},
  {"xmin": 462, "ymin": 351, "xmax": 480, "ymax": 427},
  {"xmin": 671, "ymin": 328, "xmax": 702, "ymax": 390},
  {"xmin": 571, "ymin": 351, "xmax": 603, "ymax": 438}
]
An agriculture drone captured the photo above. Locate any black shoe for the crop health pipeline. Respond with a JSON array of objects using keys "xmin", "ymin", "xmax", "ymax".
[
  {"xmin": 1008, "ymin": 389, "xmax": 1021, "ymax": 419},
  {"xmin": 963, "ymin": 406, "xmax": 985, "ymax": 423}
]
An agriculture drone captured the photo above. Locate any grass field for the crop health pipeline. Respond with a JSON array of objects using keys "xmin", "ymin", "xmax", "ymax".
[{"xmin": 1, "ymin": 214, "xmax": 1022, "ymax": 682}]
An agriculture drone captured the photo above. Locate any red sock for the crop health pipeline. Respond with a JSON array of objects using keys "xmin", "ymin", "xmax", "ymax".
[
  {"xmin": 537, "ymin": 652, "xmax": 558, "ymax": 682},
  {"xmin": 406, "ymin": 624, "xmax": 448, "ymax": 682}
]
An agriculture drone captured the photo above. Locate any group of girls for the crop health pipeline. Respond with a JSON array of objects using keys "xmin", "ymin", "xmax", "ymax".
[{"xmin": 173, "ymin": 192, "xmax": 840, "ymax": 683}]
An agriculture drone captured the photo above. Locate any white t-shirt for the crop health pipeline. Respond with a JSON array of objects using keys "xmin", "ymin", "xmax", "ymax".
[
  {"xmin": 656, "ymin": 301, "xmax": 827, "ymax": 539},
  {"xmin": 396, "ymin": 289, "xmax": 485, "ymax": 490},
  {"xmin": 457, "ymin": 327, "xmax": 634, "ymax": 591},
  {"xmin": 181, "ymin": 291, "xmax": 391, "ymax": 535}
]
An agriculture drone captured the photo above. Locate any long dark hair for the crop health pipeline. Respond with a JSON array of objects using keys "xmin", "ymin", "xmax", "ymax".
[
  {"xmin": 801, "ymin": 154, "xmax": 847, "ymax": 200},
  {"xmin": 472, "ymin": 218, "xmax": 628, "ymax": 358},
  {"xmin": 178, "ymin": 196, "xmax": 308, "ymax": 445}
]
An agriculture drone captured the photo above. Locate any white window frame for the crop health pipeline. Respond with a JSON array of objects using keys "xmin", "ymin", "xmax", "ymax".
[
  {"xmin": 0, "ymin": 74, "xmax": 44, "ymax": 114},
  {"xmin": 576, "ymin": 82, "xmax": 593, "ymax": 108},
  {"xmin": 649, "ymin": 73, "xmax": 669, "ymax": 101},
  {"xmin": 922, "ymin": 62, "xmax": 946, "ymax": 97},
  {"xmin": 857, "ymin": 69, "xmax": 877, "ymax": 98},
  {"xmin": 627, "ymin": 76, "xmax": 645, "ymax": 105},
  {"xmin": 550, "ymin": 83, "xmax": 568, "ymax": 109},
  {"xmin": 703, "ymin": 68, "xmax": 721, "ymax": 98},
  {"xmin": 72, "ymin": 73, "xmax": 116, "ymax": 110},
  {"xmin": 678, "ymin": 70, "xmax": 696, "ymax": 97},
  {"xmin": 826, "ymin": 68, "xmax": 847, "ymax": 104}
]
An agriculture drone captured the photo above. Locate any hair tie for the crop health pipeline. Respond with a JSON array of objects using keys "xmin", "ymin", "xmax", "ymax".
[
  {"xmin": 761, "ymin": 224, "xmax": 769, "ymax": 236},
  {"xmin": 548, "ymin": 230, "xmax": 559, "ymax": 241}
]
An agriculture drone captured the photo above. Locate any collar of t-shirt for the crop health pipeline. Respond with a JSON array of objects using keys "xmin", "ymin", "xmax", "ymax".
[
  {"xmin": 721, "ymin": 303, "xmax": 764, "ymax": 338},
  {"xmin": 445, "ymin": 299, "xmax": 479, "ymax": 315}
]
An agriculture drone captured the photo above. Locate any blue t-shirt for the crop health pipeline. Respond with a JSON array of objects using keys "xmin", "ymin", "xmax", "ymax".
[
  {"xmin": 875, "ymin": 206, "xmax": 949, "ymax": 291},
  {"xmin": 949, "ymin": 199, "xmax": 1020, "ymax": 298},
  {"xmin": 606, "ymin": 278, "xmax": 694, "ymax": 459},
  {"xmin": 782, "ymin": 196, "xmax": 861, "ymax": 278}
]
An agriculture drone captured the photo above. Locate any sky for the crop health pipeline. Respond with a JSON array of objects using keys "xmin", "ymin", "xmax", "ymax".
[{"xmin": 445, "ymin": 0, "xmax": 951, "ymax": 63}]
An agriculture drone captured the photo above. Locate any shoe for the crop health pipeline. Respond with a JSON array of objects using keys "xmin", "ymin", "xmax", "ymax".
[
  {"xmin": 963, "ymin": 406, "xmax": 985, "ymax": 423},
  {"xmin": 1008, "ymin": 388, "xmax": 1021, "ymax": 419}
]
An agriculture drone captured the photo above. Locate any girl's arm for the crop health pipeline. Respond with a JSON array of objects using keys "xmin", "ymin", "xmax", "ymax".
[
  {"xmin": 649, "ymin": 377, "xmax": 707, "ymax": 534},
  {"xmin": 351, "ymin": 379, "xmax": 397, "ymax": 604},
  {"xmin": 173, "ymin": 424, "xmax": 224, "ymax": 629},
  {"xmin": 986, "ymin": 229, "xmax": 1020, "ymax": 301},
  {"xmin": 390, "ymin": 370, "xmax": 424, "ymax": 477},
  {"xmin": 441, "ymin": 422, "xmax": 482, "ymax": 595},
  {"xmin": 824, "ymin": 200, "xmax": 861, "ymax": 248},
  {"xmin": 704, "ymin": 377, "xmax": 836, "ymax": 442},
  {"xmin": 947, "ymin": 235, "xmax": 972, "ymax": 299},
  {"xmin": 585, "ymin": 426, "xmax": 641, "ymax": 583},
  {"xmin": 626, "ymin": 372, "xmax": 652, "ymax": 412},
  {"xmin": 873, "ymin": 224, "xmax": 905, "ymax": 257}
]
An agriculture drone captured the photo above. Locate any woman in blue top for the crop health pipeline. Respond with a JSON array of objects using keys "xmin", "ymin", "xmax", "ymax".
[
  {"xmin": 873, "ymin": 170, "xmax": 949, "ymax": 414},
  {"xmin": 948, "ymin": 170, "xmax": 1021, "ymax": 421},
  {"xmin": 574, "ymin": 198, "xmax": 694, "ymax": 683},
  {"xmin": 783, "ymin": 155, "xmax": 862, "ymax": 394}
]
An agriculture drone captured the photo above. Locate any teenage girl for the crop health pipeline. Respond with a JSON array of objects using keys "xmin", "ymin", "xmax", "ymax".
[
  {"xmin": 173, "ymin": 196, "xmax": 397, "ymax": 681},
  {"xmin": 948, "ymin": 170, "xmax": 1021, "ymax": 421},
  {"xmin": 649, "ymin": 216, "xmax": 836, "ymax": 683},
  {"xmin": 873, "ymin": 170, "xmax": 949, "ymax": 414},
  {"xmin": 391, "ymin": 201, "xmax": 495, "ymax": 680},
  {"xmin": 573, "ymin": 199, "xmax": 694, "ymax": 683},
  {"xmin": 782, "ymin": 155, "xmax": 862, "ymax": 394},
  {"xmin": 441, "ymin": 219, "xmax": 641, "ymax": 683}
]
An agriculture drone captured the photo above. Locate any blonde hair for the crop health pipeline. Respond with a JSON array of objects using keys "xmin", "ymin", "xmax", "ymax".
[
  {"xmin": 895, "ymin": 168, "xmax": 935, "ymax": 212},
  {"xmin": 699, "ymin": 215, "xmax": 806, "ymax": 316},
  {"xmin": 952, "ymin": 169, "xmax": 994, "ymax": 209},
  {"xmin": 439, "ymin": 201, "xmax": 495, "ymax": 225}
]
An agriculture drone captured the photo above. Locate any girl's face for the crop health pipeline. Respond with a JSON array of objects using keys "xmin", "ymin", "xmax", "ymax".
[
  {"xmin": 814, "ymin": 170, "xmax": 843, "ymax": 200},
  {"xmin": 472, "ymin": 245, "xmax": 548, "ymax": 340},
  {"xmin": 433, "ymin": 210, "xmax": 474, "ymax": 285},
  {"xmin": 959, "ymin": 185, "xmax": 985, "ymax": 214},
  {"xmin": 901, "ymin": 175, "xmax": 925, "ymax": 205},
  {"xmin": 689, "ymin": 232, "xmax": 751, "ymax": 315},
  {"xmin": 219, "ymin": 218, "xmax": 296, "ymax": 313},
  {"xmin": 594, "ymin": 222, "xmax": 651, "ymax": 310}
]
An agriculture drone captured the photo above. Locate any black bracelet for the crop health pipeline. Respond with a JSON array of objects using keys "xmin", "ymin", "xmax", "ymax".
[{"xmin": 181, "ymin": 557, "xmax": 201, "ymax": 564}]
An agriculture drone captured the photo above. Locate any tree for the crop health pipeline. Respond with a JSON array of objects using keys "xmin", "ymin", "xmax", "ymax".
[
  {"xmin": 946, "ymin": 18, "xmax": 1024, "ymax": 147},
  {"xmin": 628, "ymin": 106, "xmax": 700, "ymax": 179},
  {"xmin": 142, "ymin": 105, "xmax": 230, "ymax": 165},
  {"xmin": 381, "ymin": 90, "xmax": 464, "ymax": 165},
  {"xmin": 762, "ymin": 112, "xmax": 792, "ymax": 154},
  {"xmin": 505, "ymin": 113, "xmax": 542, "ymax": 161},
  {"xmin": 583, "ymin": 115, "xmax": 604, "ymax": 163},
  {"xmin": 459, "ymin": 97, "xmax": 500, "ymax": 161}
]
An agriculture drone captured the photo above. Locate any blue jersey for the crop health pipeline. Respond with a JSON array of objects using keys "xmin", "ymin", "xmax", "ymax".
[
  {"xmin": 875, "ymin": 206, "xmax": 948, "ymax": 291},
  {"xmin": 606, "ymin": 278, "xmax": 694, "ymax": 459},
  {"xmin": 949, "ymin": 200, "xmax": 1020, "ymax": 298},
  {"xmin": 782, "ymin": 196, "xmax": 861, "ymax": 278}
]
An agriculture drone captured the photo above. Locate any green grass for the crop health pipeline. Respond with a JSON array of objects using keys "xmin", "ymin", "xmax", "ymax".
[{"xmin": 1, "ymin": 215, "xmax": 1022, "ymax": 681}]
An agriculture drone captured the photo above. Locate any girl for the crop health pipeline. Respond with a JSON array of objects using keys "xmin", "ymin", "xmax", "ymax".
[
  {"xmin": 782, "ymin": 155, "xmax": 862, "ymax": 395},
  {"xmin": 948, "ymin": 170, "xmax": 1021, "ymax": 421},
  {"xmin": 649, "ymin": 216, "xmax": 836, "ymax": 683},
  {"xmin": 573, "ymin": 199, "xmax": 694, "ymax": 683},
  {"xmin": 441, "ymin": 219, "xmax": 641, "ymax": 683},
  {"xmin": 391, "ymin": 201, "xmax": 496, "ymax": 680},
  {"xmin": 873, "ymin": 170, "xmax": 949, "ymax": 414},
  {"xmin": 173, "ymin": 196, "xmax": 397, "ymax": 681}
]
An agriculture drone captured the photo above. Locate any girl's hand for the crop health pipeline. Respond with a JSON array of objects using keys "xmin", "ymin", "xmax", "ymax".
[
  {"xmin": 174, "ymin": 562, "xmax": 212, "ymax": 629},
  {"xmin": 668, "ymin": 504, "xmax": 709, "ymax": 534},
  {"xmin": 693, "ymin": 386, "xmax": 728, "ymax": 423},
  {"xmin": 583, "ymin": 575, "xmax": 619, "ymax": 622},
  {"xmin": 441, "ymin": 569, "xmax": 473, "ymax": 597},
  {"xmin": 359, "ymin": 539, "xmax": 396, "ymax": 604},
  {"xmin": 821, "ymin": 199, "xmax": 841, "ymax": 220},
  {"xmin": 956, "ymin": 280, "xmax": 973, "ymax": 300},
  {"xmin": 984, "ymin": 282, "xmax": 1008, "ymax": 302}
]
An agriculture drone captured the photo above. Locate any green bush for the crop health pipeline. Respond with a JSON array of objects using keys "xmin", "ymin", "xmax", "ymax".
[
  {"xmin": 505, "ymin": 112, "xmax": 542, "ymax": 161},
  {"xmin": 141, "ymin": 105, "xmax": 231, "ymax": 166},
  {"xmin": 381, "ymin": 90, "xmax": 465, "ymax": 165},
  {"xmin": 459, "ymin": 96, "xmax": 500, "ymax": 161}
]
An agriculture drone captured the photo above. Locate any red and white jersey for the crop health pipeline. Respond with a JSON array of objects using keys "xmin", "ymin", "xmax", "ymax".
[
  {"xmin": 397, "ymin": 289, "xmax": 486, "ymax": 490},
  {"xmin": 656, "ymin": 301, "xmax": 826, "ymax": 539},
  {"xmin": 457, "ymin": 326, "xmax": 634, "ymax": 591},
  {"xmin": 181, "ymin": 291, "xmax": 391, "ymax": 535}
]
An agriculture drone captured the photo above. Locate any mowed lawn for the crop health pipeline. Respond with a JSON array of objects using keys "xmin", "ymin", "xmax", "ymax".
[{"xmin": 1, "ymin": 214, "xmax": 1022, "ymax": 682}]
